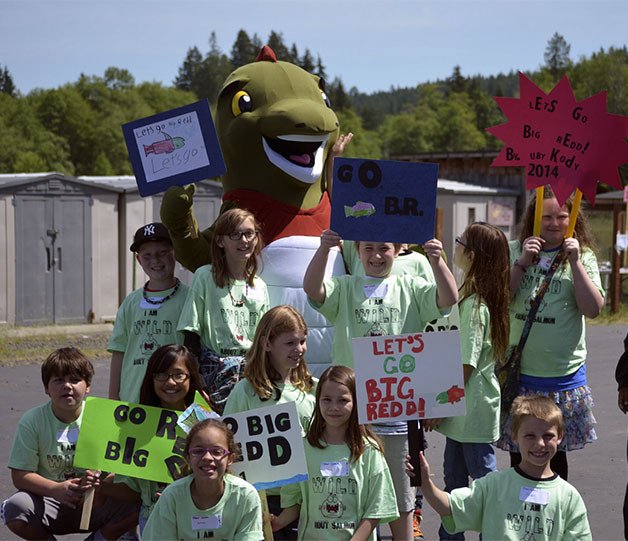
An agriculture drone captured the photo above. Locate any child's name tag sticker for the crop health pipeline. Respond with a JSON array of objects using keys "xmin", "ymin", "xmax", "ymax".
[
  {"xmin": 140, "ymin": 297, "xmax": 163, "ymax": 310},
  {"xmin": 320, "ymin": 461, "xmax": 349, "ymax": 477},
  {"xmin": 519, "ymin": 486, "xmax": 550, "ymax": 505},
  {"xmin": 246, "ymin": 286, "xmax": 265, "ymax": 302},
  {"xmin": 57, "ymin": 427, "xmax": 79, "ymax": 444},
  {"xmin": 363, "ymin": 283, "xmax": 388, "ymax": 299},
  {"xmin": 191, "ymin": 514, "xmax": 222, "ymax": 530},
  {"xmin": 538, "ymin": 254, "xmax": 554, "ymax": 271}
]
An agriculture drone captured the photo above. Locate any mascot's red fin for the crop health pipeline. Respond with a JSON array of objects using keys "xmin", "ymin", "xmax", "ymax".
[{"xmin": 255, "ymin": 45, "xmax": 277, "ymax": 62}]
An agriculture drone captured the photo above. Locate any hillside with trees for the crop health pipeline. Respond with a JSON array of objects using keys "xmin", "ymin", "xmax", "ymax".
[{"xmin": 1, "ymin": 30, "xmax": 626, "ymax": 183}]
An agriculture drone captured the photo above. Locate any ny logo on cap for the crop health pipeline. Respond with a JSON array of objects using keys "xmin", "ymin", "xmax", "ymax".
[{"xmin": 144, "ymin": 225, "xmax": 156, "ymax": 236}]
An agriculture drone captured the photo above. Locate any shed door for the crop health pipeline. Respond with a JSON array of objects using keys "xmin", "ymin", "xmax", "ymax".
[{"xmin": 15, "ymin": 195, "xmax": 92, "ymax": 325}]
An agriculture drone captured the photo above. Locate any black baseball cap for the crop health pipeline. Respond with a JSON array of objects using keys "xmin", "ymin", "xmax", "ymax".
[{"xmin": 130, "ymin": 222, "xmax": 172, "ymax": 252}]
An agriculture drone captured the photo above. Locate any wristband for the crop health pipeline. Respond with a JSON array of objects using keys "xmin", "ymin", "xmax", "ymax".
[{"xmin": 513, "ymin": 260, "xmax": 528, "ymax": 271}]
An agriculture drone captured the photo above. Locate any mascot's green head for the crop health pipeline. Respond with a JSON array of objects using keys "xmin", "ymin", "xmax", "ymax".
[{"xmin": 215, "ymin": 46, "xmax": 339, "ymax": 209}]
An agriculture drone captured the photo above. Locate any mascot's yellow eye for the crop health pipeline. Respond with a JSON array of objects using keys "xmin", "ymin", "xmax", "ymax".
[
  {"xmin": 231, "ymin": 90, "xmax": 253, "ymax": 116},
  {"xmin": 321, "ymin": 90, "xmax": 331, "ymax": 108}
]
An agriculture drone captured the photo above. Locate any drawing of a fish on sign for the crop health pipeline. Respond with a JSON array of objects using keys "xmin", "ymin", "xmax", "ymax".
[
  {"xmin": 436, "ymin": 385, "xmax": 465, "ymax": 405},
  {"xmin": 344, "ymin": 201, "xmax": 376, "ymax": 218},
  {"xmin": 144, "ymin": 132, "xmax": 186, "ymax": 156}
]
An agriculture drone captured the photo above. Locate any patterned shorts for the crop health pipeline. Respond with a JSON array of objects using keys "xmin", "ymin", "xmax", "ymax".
[
  {"xmin": 198, "ymin": 347, "xmax": 246, "ymax": 414},
  {"xmin": 496, "ymin": 384, "xmax": 597, "ymax": 452}
]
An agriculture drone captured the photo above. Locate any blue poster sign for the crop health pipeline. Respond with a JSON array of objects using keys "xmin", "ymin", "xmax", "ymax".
[
  {"xmin": 330, "ymin": 158, "xmax": 438, "ymax": 243},
  {"xmin": 122, "ymin": 99, "xmax": 226, "ymax": 197}
]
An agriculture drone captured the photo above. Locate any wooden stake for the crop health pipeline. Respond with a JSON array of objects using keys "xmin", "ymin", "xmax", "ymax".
[
  {"xmin": 259, "ymin": 489, "xmax": 274, "ymax": 541},
  {"xmin": 80, "ymin": 487, "xmax": 95, "ymax": 531}
]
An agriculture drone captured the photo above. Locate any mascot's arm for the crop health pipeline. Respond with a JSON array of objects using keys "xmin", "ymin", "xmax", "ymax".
[
  {"xmin": 160, "ymin": 185, "xmax": 213, "ymax": 272},
  {"xmin": 324, "ymin": 132, "xmax": 353, "ymax": 199}
]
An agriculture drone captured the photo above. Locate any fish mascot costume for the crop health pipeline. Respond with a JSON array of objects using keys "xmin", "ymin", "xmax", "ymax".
[{"xmin": 160, "ymin": 46, "xmax": 344, "ymax": 373}]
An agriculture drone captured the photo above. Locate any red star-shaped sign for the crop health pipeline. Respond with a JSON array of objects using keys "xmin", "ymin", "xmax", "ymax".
[{"xmin": 487, "ymin": 73, "xmax": 627, "ymax": 206}]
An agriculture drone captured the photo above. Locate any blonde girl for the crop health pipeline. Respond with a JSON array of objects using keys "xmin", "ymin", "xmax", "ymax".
[
  {"xmin": 432, "ymin": 222, "xmax": 510, "ymax": 540},
  {"xmin": 142, "ymin": 418, "xmax": 262, "ymax": 540},
  {"xmin": 497, "ymin": 186, "xmax": 604, "ymax": 480},
  {"xmin": 224, "ymin": 305, "xmax": 316, "ymax": 540},
  {"xmin": 178, "ymin": 208, "xmax": 269, "ymax": 413},
  {"xmin": 274, "ymin": 366, "xmax": 399, "ymax": 541}
]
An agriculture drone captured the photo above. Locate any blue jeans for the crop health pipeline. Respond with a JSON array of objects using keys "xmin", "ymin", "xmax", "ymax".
[{"xmin": 438, "ymin": 438, "xmax": 496, "ymax": 541}]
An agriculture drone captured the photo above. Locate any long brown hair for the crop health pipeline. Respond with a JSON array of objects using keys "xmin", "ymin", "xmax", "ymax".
[
  {"xmin": 458, "ymin": 223, "xmax": 510, "ymax": 363},
  {"xmin": 517, "ymin": 185, "xmax": 595, "ymax": 248},
  {"xmin": 139, "ymin": 345, "xmax": 205, "ymax": 408},
  {"xmin": 307, "ymin": 366, "xmax": 383, "ymax": 462},
  {"xmin": 211, "ymin": 208, "xmax": 263, "ymax": 287},
  {"xmin": 244, "ymin": 305, "xmax": 314, "ymax": 400}
]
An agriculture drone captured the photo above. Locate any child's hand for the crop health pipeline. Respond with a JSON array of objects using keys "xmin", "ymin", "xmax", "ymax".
[
  {"xmin": 418, "ymin": 451, "xmax": 431, "ymax": 487},
  {"xmin": 519, "ymin": 235, "xmax": 544, "ymax": 266},
  {"xmin": 330, "ymin": 133, "xmax": 353, "ymax": 158},
  {"xmin": 320, "ymin": 229, "xmax": 342, "ymax": 250},
  {"xmin": 563, "ymin": 237, "xmax": 580, "ymax": 264},
  {"xmin": 422, "ymin": 418, "xmax": 442, "ymax": 431},
  {"xmin": 51, "ymin": 478, "xmax": 88, "ymax": 509},
  {"xmin": 422, "ymin": 238, "xmax": 443, "ymax": 263},
  {"xmin": 80, "ymin": 470, "xmax": 102, "ymax": 490},
  {"xmin": 404, "ymin": 454, "xmax": 415, "ymax": 478}
]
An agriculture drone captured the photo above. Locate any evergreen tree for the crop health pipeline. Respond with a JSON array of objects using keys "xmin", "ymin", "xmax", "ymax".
[
  {"xmin": 0, "ymin": 65, "xmax": 16, "ymax": 96},
  {"xmin": 329, "ymin": 77, "xmax": 351, "ymax": 111},
  {"xmin": 267, "ymin": 31, "xmax": 291, "ymax": 61},
  {"xmin": 315, "ymin": 54, "xmax": 327, "ymax": 80},
  {"xmin": 447, "ymin": 65, "xmax": 467, "ymax": 94},
  {"xmin": 544, "ymin": 32, "xmax": 571, "ymax": 81},
  {"xmin": 289, "ymin": 44, "xmax": 299, "ymax": 64},
  {"xmin": 230, "ymin": 29, "xmax": 256, "ymax": 68},
  {"xmin": 299, "ymin": 48, "xmax": 315, "ymax": 73},
  {"xmin": 174, "ymin": 46, "xmax": 203, "ymax": 91}
]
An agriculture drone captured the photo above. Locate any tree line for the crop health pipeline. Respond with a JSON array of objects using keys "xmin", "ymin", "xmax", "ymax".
[{"xmin": 1, "ymin": 31, "xmax": 626, "ymax": 180}]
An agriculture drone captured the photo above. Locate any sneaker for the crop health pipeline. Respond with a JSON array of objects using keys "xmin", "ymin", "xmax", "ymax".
[{"xmin": 413, "ymin": 511, "xmax": 424, "ymax": 540}]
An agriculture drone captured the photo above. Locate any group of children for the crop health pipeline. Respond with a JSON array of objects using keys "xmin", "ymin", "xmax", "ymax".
[{"xmin": 3, "ymin": 186, "xmax": 597, "ymax": 540}]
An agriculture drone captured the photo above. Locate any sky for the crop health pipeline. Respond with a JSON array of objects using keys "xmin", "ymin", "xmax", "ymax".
[{"xmin": 1, "ymin": 0, "xmax": 627, "ymax": 96}]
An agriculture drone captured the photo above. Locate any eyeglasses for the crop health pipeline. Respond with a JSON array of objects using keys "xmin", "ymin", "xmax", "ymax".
[
  {"xmin": 227, "ymin": 230, "xmax": 258, "ymax": 241},
  {"xmin": 153, "ymin": 372, "xmax": 190, "ymax": 383},
  {"xmin": 189, "ymin": 446, "xmax": 231, "ymax": 459},
  {"xmin": 455, "ymin": 237, "xmax": 468, "ymax": 248}
]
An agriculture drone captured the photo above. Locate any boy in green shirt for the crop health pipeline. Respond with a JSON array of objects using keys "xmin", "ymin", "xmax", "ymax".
[
  {"xmin": 2, "ymin": 347, "xmax": 138, "ymax": 540},
  {"xmin": 108, "ymin": 222, "xmax": 188, "ymax": 403},
  {"xmin": 415, "ymin": 395, "xmax": 592, "ymax": 540}
]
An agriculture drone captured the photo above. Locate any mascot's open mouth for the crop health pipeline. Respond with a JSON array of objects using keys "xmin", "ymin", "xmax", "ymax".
[{"xmin": 262, "ymin": 134, "xmax": 329, "ymax": 184}]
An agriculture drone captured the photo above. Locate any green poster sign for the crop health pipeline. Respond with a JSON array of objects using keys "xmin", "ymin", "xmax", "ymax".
[{"xmin": 74, "ymin": 397, "xmax": 187, "ymax": 483}]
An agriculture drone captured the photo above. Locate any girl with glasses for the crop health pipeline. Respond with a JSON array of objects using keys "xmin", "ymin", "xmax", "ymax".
[
  {"xmin": 178, "ymin": 208, "xmax": 270, "ymax": 413},
  {"xmin": 143, "ymin": 419, "xmax": 263, "ymax": 540},
  {"xmin": 104, "ymin": 345, "xmax": 209, "ymax": 533}
]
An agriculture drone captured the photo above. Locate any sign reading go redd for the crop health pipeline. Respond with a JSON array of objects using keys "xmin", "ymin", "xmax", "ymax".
[{"xmin": 353, "ymin": 330, "xmax": 465, "ymax": 424}]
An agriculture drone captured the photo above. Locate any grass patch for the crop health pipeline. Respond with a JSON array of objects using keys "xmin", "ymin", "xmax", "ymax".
[
  {"xmin": 588, "ymin": 303, "xmax": 628, "ymax": 326},
  {"xmin": 0, "ymin": 331, "xmax": 110, "ymax": 366}
]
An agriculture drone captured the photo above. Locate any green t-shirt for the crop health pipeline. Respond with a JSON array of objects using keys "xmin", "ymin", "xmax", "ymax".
[
  {"xmin": 142, "ymin": 473, "xmax": 263, "ymax": 541},
  {"xmin": 280, "ymin": 439, "xmax": 398, "ymax": 541},
  {"xmin": 437, "ymin": 295, "xmax": 500, "ymax": 443},
  {"xmin": 108, "ymin": 283, "xmax": 188, "ymax": 403},
  {"xmin": 223, "ymin": 378, "xmax": 317, "ymax": 437},
  {"xmin": 443, "ymin": 467, "xmax": 592, "ymax": 540},
  {"xmin": 342, "ymin": 242, "xmax": 436, "ymax": 281},
  {"xmin": 310, "ymin": 274, "xmax": 442, "ymax": 370},
  {"xmin": 509, "ymin": 242, "xmax": 604, "ymax": 377},
  {"xmin": 115, "ymin": 475, "xmax": 167, "ymax": 521},
  {"xmin": 8, "ymin": 401, "xmax": 84, "ymax": 481},
  {"xmin": 177, "ymin": 265, "xmax": 269, "ymax": 356}
]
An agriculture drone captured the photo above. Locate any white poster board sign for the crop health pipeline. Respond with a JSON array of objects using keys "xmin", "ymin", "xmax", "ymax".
[{"xmin": 353, "ymin": 330, "xmax": 465, "ymax": 424}]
